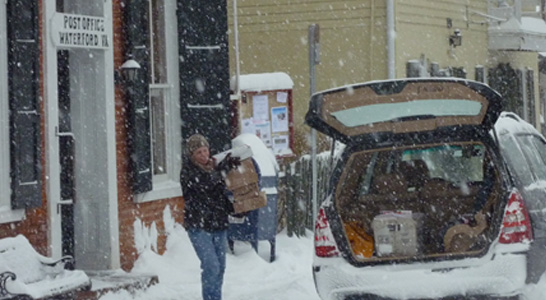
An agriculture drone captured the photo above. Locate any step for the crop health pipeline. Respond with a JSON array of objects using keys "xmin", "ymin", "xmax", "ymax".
[{"xmin": 77, "ymin": 270, "xmax": 159, "ymax": 300}]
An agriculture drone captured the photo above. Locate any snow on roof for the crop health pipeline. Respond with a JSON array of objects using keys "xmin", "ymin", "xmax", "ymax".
[
  {"xmin": 491, "ymin": 15, "xmax": 546, "ymax": 35},
  {"xmin": 230, "ymin": 72, "xmax": 294, "ymax": 92},
  {"xmin": 521, "ymin": 16, "xmax": 546, "ymax": 34}
]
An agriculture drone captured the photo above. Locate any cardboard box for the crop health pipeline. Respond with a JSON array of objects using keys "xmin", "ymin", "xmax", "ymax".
[
  {"xmin": 225, "ymin": 159, "xmax": 259, "ymax": 190},
  {"xmin": 372, "ymin": 211, "xmax": 423, "ymax": 257},
  {"xmin": 221, "ymin": 156, "xmax": 265, "ymax": 213},
  {"xmin": 233, "ymin": 191, "xmax": 267, "ymax": 214},
  {"xmin": 231, "ymin": 182, "xmax": 259, "ymax": 197}
]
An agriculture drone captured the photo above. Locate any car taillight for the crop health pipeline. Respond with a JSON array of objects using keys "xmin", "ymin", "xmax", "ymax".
[
  {"xmin": 499, "ymin": 189, "xmax": 533, "ymax": 244},
  {"xmin": 315, "ymin": 207, "xmax": 340, "ymax": 257}
]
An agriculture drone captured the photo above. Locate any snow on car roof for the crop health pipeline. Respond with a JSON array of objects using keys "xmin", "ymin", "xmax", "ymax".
[{"xmin": 495, "ymin": 112, "xmax": 539, "ymax": 136}]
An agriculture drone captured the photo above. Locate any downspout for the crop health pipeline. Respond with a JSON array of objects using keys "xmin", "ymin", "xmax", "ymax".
[
  {"xmin": 233, "ymin": 0, "xmax": 241, "ymax": 99},
  {"xmin": 232, "ymin": 0, "xmax": 243, "ymax": 134},
  {"xmin": 387, "ymin": 0, "xmax": 395, "ymax": 79}
]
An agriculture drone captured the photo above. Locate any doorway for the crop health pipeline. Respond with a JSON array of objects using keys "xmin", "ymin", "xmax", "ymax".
[{"xmin": 46, "ymin": 0, "xmax": 120, "ymax": 270}]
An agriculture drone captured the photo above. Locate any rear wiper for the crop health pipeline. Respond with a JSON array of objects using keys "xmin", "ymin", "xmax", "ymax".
[{"xmin": 392, "ymin": 114, "xmax": 436, "ymax": 122}]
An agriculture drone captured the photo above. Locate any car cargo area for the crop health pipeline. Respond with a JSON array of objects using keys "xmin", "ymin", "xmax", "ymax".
[{"xmin": 337, "ymin": 142, "xmax": 502, "ymax": 260}]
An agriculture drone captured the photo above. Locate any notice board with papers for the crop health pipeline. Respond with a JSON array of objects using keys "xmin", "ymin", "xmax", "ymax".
[{"xmin": 231, "ymin": 72, "xmax": 294, "ymax": 158}]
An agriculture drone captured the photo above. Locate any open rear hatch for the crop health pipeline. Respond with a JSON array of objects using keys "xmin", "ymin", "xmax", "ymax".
[
  {"xmin": 306, "ymin": 79, "xmax": 506, "ymax": 263},
  {"xmin": 305, "ymin": 79, "xmax": 503, "ymax": 144}
]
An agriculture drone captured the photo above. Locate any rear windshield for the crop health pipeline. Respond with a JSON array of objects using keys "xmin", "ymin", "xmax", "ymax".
[
  {"xmin": 331, "ymin": 99, "xmax": 483, "ymax": 127},
  {"xmin": 339, "ymin": 142, "xmax": 489, "ymax": 198}
]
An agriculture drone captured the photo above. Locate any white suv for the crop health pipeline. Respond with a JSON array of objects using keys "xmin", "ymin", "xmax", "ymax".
[{"xmin": 306, "ymin": 78, "xmax": 545, "ymax": 300}]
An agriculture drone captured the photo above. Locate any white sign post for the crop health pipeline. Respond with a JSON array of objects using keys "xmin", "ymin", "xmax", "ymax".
[{"xmin": 50, "ymin": 12, "xmax": 111, "ymax": 49}]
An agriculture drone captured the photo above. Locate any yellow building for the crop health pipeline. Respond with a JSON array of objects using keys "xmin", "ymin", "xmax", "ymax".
[{"xmin": 228, "ymin": 0, "xmax": 546, "ymax": 155}]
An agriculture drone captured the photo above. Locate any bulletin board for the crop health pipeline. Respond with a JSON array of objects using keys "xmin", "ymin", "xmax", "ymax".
[{"xmin": 238, "ymin": 89, "xmax": 294, "ymax": 157}]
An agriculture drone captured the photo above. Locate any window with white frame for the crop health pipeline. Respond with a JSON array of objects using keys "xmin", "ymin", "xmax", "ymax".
[
  {"xmin": 0, "ymin": 2, "xmax": 23, "ymax": 222},
  {"xmin": 136, "ymin": 0, "xmax": 181, "ymax": 202}
]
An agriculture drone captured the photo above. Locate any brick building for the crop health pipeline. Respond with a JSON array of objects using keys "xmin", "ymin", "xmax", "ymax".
[{"xmin": 0, "ymin": 0, "xmax": 231, "ymax": 272}]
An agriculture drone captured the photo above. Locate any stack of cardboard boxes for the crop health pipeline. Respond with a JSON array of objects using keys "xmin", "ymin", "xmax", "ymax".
[
  {"xmin": 216, "ymin": 145, "xmax": 267, "ymax": 214},
  {"xmin": 225, "ymin": 158, "xmax": 267, "ymax": 213}
]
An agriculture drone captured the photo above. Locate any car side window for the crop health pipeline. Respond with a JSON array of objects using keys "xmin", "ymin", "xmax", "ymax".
[
  {"xmin": 531, "ymin": 136, "xmax": 546, "ymax": 164},
  {"xmin": 519, "ymin": 135, "xmax": 546, "ymax": 181},
  {"xmin": 500, "ymin": 135, "xmax": 534, "ymax": 187}
]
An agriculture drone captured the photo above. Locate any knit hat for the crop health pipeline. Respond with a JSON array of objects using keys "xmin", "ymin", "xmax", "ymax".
[{"xmin": 186, "ymin": 134, "xmax": 209, "ymax": 155}]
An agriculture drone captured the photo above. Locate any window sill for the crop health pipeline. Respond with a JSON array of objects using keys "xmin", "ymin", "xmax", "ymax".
[
  {"xmin": 133, "ymin": 180, "xmax": 182, "ymax": 203},
  {"xmin": 0, "ymin": 207, "xmax": 25, "ymax": 224}
]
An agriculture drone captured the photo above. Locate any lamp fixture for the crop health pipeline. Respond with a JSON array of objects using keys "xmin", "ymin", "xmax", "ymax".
[
  {"xmin": 120, "ymin": 56, "xmax": 141, "ymax": 82},
  {"xmin": 115, "ymin": 55, "xmax": 141, "ymax": 84},
  {"xmin": 449, "ymin": 29, "xmax": 462, "ymax": 47}
]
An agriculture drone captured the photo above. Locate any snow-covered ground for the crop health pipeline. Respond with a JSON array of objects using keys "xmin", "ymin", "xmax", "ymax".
[
  {"xmin": 96, "ymin": 131, "xmax": 546, "ymax": 300},
  {"xmin": 99, "ymin": 207, "xmax": 319, "ymax": 300},
  {"xmin": 96, "ymin": 204, "xmax": 546, "ymax": 300}
]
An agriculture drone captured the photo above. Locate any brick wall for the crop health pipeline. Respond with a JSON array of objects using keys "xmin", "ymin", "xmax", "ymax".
[{"xmin": 112, "ymin": 0, "xmax": 184, "ymax": 272}]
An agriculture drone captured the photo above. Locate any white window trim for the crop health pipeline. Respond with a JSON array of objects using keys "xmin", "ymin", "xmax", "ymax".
[
  {"xmin": 134, "ymin": 0, "xmax": 181, "ymax": 203},
  {"xmin": 0, "ymin": 2, "xmax": 24, "ymax": 223}
]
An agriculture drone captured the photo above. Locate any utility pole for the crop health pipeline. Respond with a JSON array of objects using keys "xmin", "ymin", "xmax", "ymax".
[{"xmin": 309, "ymin": 24, "xmax": 320, "ymax": 230}]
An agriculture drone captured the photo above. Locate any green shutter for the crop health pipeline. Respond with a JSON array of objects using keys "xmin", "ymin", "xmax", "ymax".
[
  {"xmin": 7, "ymin": 0, "xmax": 41, "ymax": 209},
  {"xmin": 178, "ymin": 0, "xmax": 231, "ymax": 154},
  {"xmin": 124, "ymin": 0, "xmax": 152, "ymax": 193}
]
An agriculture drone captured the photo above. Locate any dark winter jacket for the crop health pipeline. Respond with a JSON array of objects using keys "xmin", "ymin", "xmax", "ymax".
[{"xmin": 180, "ymin": 157, "xmax": 234, "ymax": 231}]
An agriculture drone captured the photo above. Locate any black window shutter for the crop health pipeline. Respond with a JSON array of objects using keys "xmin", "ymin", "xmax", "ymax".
[
  {"xmin": 178, "ymin": 0, "xmax": 231, "ymax": 154},
  {"xmin": 124, "ymin": 0, "xmax": 152, "ymax": 193},
  {"xmin": 7, "ymin": 0, "xmax": 41, "ymax": 209},
  {"xmin": 475, "ymin": 66, "xmax": 485, "ymax": 83},
  {"xmin": 452, "ymin": 67, "xmax": 467, "ymax": 79},
  {"xmin": 526, "ymin": 69, "xmax": 535, "ymax": 126},
  {"xmin": 489, "ymin": 63, "xmax": 523, "ymax": 117}
]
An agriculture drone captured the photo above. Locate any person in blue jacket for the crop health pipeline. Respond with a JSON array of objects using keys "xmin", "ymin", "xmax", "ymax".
[{"xmin": 180, "ymin": 134, "xmax": 240, "ymax": 300}]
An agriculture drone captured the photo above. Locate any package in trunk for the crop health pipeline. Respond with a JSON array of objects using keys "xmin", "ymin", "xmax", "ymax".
[{"xmin": 372, "ymin": 211, "xmax": 424, "ymax": 257}]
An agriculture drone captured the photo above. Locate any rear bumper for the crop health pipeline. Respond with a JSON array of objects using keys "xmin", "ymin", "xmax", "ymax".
[{"xmin": 313, "ymin": 252, "xmax": 527, "ymax": 300}]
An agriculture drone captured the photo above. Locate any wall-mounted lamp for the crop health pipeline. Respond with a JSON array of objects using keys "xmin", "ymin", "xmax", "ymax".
[
  {"xmin": 115, "ymin": 55, "xmax": 141, "ymax": 84},
  {"xmin": 120, "ymin": 56, "xmax": 141, "ymax": 82},
  {"xmin": 449, "ymin": 29, "xmax": 462, "ymax": 47}
]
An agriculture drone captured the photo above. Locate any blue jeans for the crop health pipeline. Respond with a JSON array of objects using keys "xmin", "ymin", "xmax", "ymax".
[{"xmin": 187, "ymin": 229, "xmax": 227, "ymax": 300}]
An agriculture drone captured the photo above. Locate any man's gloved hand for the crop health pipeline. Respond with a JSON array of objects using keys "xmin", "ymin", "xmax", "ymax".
[
  {"xmin": 217, "ymin": 152, "xmax": 241, "ymax": 171},
  {"xmin": 224, "ymin": 153, "xmax": 241, "ymax": 169}
]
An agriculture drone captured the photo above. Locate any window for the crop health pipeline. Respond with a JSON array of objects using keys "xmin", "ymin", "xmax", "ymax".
[
  {"xmin": 501, "ymin": 135, "xmax": 534, "ymax": 187},
  {"xmin": 150, "ymin": 0, "xmax": 168, "ymax": 177},
  {"xmin": 331, "ymin": 99, "xmax": 482, "ymax": 128},
  {"xmin": 517, "ymin": 134, "xmax": 546, "ymax": 181},
  {"xmin": 0, "ymin": 1, "xmax": 23, "ymax": 222},
  {"xmin": 135, "ymin": 0, "xmax": 181, "ymax": 202},
  {"xmin": 530, "ymin": 135, "xmax": 546, "ymax": 165},
  {"xmin": 0, "ymin": 1, "xmax": 10, "ymax": 216},
  {"xmin": 354, "ymin": 143, "xmax": 487, "ymax": 197}
]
